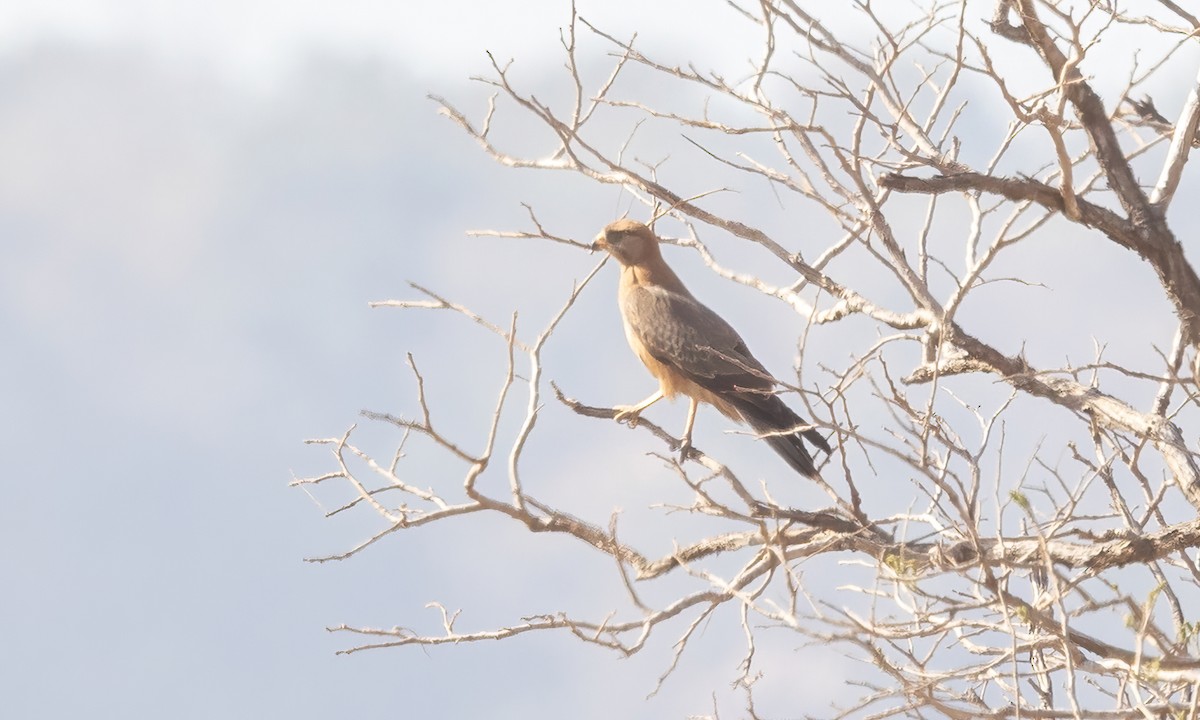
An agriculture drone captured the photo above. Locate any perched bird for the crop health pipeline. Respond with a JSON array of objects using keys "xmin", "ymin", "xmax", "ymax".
[{"xmin": 592, "ymin": 219, "xmax": 831, "ymax": 477}]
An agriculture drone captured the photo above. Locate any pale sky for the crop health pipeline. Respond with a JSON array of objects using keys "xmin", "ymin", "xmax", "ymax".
[
  {"xmin": 0, "ymin": 0, "xmax": 772, "ymax": 88},
  {"xmin": 2, "ymin": 3, "xmax": 847, "ymax": 718}
]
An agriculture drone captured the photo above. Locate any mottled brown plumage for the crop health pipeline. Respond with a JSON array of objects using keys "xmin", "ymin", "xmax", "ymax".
[{"xmin": 592, "ymin": 219, "xmax": 830, "ymax": 477}]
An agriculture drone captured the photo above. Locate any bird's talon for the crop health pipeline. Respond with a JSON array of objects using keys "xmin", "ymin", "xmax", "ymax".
[{"xmin": 613, "ymin": 406, "xmax": 642, "ymax": 427}]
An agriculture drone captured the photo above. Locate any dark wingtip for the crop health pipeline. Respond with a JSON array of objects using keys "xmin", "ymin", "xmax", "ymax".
[
  {"xmin": 804, "ymin": 428, "xmax": 833, "ymax": 456},
  {"xmin": 763, "ymin": 434, "xmax": 819, "ymax": 477},
  {"xmin": 728, "ymin": 392, "xmax": 830, "ymax": 477}
]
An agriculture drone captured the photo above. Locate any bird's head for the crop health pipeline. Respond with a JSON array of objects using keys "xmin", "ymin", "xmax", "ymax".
[{"xmin": 591, "ymin": 219, "xmax": 660, "ymax": 266}]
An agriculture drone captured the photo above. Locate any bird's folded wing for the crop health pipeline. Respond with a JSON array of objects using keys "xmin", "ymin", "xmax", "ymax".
[{"xmin": 623, "ymin": 284, "xmax": 774, "ymax": 393}]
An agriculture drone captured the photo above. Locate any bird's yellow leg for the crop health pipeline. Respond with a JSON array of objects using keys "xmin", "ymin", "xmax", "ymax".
[
  {"xmin": 678, "ymin": 397, "xmax": 699, "ymax": 460},
  {"xmin": 613, "ymin": 389, "xmax": 664, "ymax": 427}
]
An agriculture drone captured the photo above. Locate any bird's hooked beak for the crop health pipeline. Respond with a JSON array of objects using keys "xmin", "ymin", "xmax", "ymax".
[{"xmin": 591, "ymin": 231, "xmax": 609, "ymax": 253}]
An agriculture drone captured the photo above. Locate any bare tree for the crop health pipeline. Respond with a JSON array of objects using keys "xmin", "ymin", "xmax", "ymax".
[{"xmin": 295, "ymin": 1, "xmax": 1200, "ymax": 716}]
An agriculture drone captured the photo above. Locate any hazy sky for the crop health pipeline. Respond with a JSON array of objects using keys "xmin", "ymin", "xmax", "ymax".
[
  {"xmin": 1, "ymin": 2, "xmax": 845, "ymax": 718},
  {"xmin": 3, "ymin": 2, "xmax": 1197, "ymax": 718},
  {"xmin": 0, "ymin": 0, "xmax": 772, "ymax": 88}
]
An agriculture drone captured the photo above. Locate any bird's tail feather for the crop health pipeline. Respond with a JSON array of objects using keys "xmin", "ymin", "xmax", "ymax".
[{"xmin": 728, "ymin": 392, "xmax": 830, "ymax": 478}]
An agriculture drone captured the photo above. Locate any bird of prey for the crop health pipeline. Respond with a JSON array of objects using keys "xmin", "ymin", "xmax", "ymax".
[{"xmin": 592, "ymin": 219, "xmax": 831, "ymax": 477}]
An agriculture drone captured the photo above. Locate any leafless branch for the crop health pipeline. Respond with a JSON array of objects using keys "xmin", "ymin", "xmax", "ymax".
[{"xmin": 300, "ymin": 2, "xmax": 1200, "ymax": 716}]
